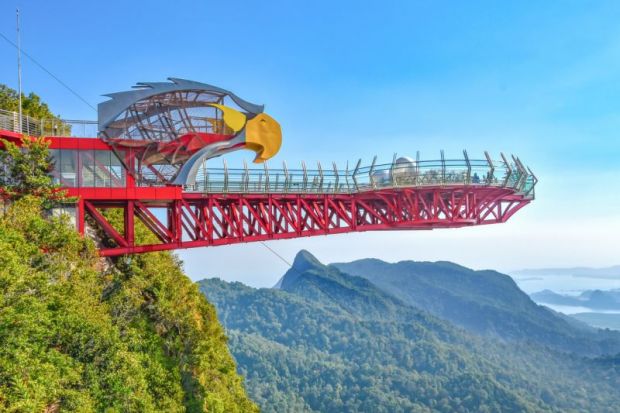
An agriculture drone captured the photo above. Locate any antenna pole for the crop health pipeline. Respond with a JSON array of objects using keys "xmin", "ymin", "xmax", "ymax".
[{"xmin": 16, "ymin": 9, "xmax": 23, "ymax": 133}]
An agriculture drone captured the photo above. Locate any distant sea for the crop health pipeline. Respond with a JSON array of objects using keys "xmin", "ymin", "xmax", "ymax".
[{"xmin": 509, "ymin": 272, "xmax": 620, "ymax": 315}]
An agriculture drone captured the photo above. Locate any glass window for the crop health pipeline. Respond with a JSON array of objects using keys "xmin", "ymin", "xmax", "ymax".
[
  {"xmin": 80, "ymin": 150, "xmax": 95, "ymax": 187},
  {"xmin": 94, "ymin": 150, "xmax": 111, "ymax": 187},
  {"xmin": 59, "ymin": 150, "xmax": 78, "ymax": 187},
  {"xmin": 50, "ymin": 149, "xmax": 127, "ymax": 188},
  {"xmin": 110, "ymin": 150, "xmax": 126, "ymax": 187},
  {"xmin": 49, "ymin": 149, "xmax": 61, "ymax": 185}
]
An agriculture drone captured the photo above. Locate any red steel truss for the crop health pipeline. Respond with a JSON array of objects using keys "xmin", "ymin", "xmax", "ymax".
[
  {"xmin": 73, "ymin": 186, "xmax": 530, "ymax": 257},
  {"xmin": 0, "ymin": 128, "xmax": 534, "ymax": 257}
]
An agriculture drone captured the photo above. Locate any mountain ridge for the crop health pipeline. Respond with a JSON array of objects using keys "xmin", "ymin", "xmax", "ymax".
[
  {"xmin": 332, "ymin": 256, "xmax": 620, "ymax": 355},
  {"xmin": 199, "ymin": 250, "xmax": 620, "ymax": 412}
]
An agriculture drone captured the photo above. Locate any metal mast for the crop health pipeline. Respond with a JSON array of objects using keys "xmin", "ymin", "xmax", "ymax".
[{"xmin": 16, "ymin": 9, "xmax": 22, "ymax": 133}]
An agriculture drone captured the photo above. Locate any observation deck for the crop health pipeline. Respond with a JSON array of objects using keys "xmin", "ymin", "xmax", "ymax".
[{"xmin": 188, "ymin": 155, "xmax": 535, "ymax": 197}]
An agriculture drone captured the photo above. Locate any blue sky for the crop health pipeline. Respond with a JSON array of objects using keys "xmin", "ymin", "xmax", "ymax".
[{"xmin": 1, "ymin": 1, "xmax": 619, "ymax": 286}]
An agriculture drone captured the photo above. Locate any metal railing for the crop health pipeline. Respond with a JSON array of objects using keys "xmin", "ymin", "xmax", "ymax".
[
  {"xmin": 186, "ymin": 151, "xmax": 537, "ymax": 198},
  {"xmin": 0, "ymin": 109, "xmax": 97, "ymax": 137},
  {"xmin": 0, "ymin": 109, "xmax": 537, "ymax": 198}
]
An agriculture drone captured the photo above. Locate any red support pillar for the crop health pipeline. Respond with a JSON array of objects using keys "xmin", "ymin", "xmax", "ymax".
[
  {"xmin": 125, "ymin": 201, "xmax": 134, "ymax": 247},
  {"xmin": 174, "ymin": 200, "xmax": 182, "ymax": 244},
  {"xmin": 125, "ymin": 149, "xmax": 136, "ymax": 188}
]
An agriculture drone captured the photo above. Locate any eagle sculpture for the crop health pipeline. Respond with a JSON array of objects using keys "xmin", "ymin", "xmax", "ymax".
[{"xmin": 98, "ymin": 78, "xmax": 282, "ymax": 186}]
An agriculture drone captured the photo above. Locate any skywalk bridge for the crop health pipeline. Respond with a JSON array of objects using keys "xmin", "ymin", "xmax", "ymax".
[{"xmin": 0, "ymin": 79, "xmax": 536, "ymax": 257}]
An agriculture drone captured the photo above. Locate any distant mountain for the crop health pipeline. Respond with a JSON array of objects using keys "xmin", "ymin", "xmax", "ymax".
[
  {"xmin": 278, "ymin": 251, "xmax": 420, "ymax": 322},
  {"xmin": 200, "ymin": 251, "xmax": 620, "ymax": 413},
  {"xmin": 531, "ymin": 289, "xmax": 620, "ymax": 311},
  {"xmin": 530, "ymin": 289, "xmax": 584, "ymax": 306},
  {"xmin": 332, "ymin": 258, "xmax": 620, "ymax": 355},
  {"xmin": 514, "ymin": 266, "xmax": 620, "ymax": 279}
]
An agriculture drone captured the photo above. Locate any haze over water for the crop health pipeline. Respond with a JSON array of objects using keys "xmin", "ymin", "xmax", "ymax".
[{"xmin": 510, "ymin": 271, "xmax": 620, "ymax": 314}]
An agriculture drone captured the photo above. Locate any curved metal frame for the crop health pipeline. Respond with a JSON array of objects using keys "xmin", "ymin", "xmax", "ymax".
[{"xmin": 98, "ymin": 78, "xmax": 263, "ymax": 133}]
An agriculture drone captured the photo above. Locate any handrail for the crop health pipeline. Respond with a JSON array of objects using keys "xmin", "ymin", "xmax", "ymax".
[
  {"xmin": 0, "ymin": 109, "xmax": 536, "ymax": 199},
  {"xmin": 0, "ymin": 108, "xmax": 97, "ymax": 137},
  {"xmin": 186, "ymin": 153, "xmax": 536, "ymax": 198}
]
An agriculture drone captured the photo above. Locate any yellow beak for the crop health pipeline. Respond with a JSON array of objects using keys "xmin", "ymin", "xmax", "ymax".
[
  {"xmin": 244, "ymin": 113, "xmax": 282, "ymax": 163},
  {"xmin": 207, "ymin": 103, "xmax": 282, "ymax": 163}
]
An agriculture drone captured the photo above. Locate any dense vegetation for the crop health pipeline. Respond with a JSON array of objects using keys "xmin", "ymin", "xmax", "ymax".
[
  {"xmin": 333, "ymin": 258, "xmax": 620, "ymax": 355},
  {"xmin": 0, "ymin": 137, "xmax": 257, "ymax": 411},
  {"xmin": 201, "ymin": 250, "xmax": 620, "ymax": 413},
  {"xmin": 0, "ymin": 84, "xmax": 62, "ymax": 120},
  {"xmin": 0, "ymin": 136, "xmax": 59, "ymax": 202}
]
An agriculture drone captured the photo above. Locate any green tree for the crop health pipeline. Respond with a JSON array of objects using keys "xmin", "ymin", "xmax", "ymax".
[
  {"xmin": 0, "ymin": 84, "xmax": 61, "ymax": 120},
  {"xmin": 0, "ymin": 137, "xmax": 59, "ymax": 203},
  {"xmin": 200, "ymin": 252, "xmax": 620, "ymax": 413},
  {"xmin": 0, "ymin": 110, "xmax": 258, "ymax": 412}
]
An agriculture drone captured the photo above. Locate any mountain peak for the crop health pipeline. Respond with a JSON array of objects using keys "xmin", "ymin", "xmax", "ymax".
[
  {"xmin": 292, "ymin": 250, "xmax": 324, "ymax": 272},
  {"xmin": 273, "ymin": 250, "xmax": 324, "ymax": 289}
]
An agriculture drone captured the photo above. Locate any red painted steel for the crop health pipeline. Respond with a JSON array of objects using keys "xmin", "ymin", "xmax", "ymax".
[
  {"xmin": 0, "ymin": 129, "xmax": 532, "ymax": 257},
  {"xmin": 84, "ymin": 186, "xmax": 530, "ymax": 257}
]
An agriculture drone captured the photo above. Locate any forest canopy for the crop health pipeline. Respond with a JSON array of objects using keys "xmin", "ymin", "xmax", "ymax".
[
  {"xmin": 0, "ymin": 84, "xmax": 62, "ymax": 120},
  {"xmin": 0, "ymin": 96, "xmax": 257, "ymax": 412}
]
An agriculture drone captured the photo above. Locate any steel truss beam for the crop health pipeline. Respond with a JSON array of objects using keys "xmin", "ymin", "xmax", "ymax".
[{"xmin": 80, "ymin": 186, "xmax": 530, "ymax": 257}]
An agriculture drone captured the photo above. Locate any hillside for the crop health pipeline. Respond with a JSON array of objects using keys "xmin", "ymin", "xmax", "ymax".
[
  {"xmin": 0, "ymin": 134, "xmax": 257, "ymax": 412},
  {"xmin": 332, "ymin": 258, "xmax": 620, "ymax": 355},
  {"xmin": 200, "ymin": 251, "xmax": 620, "ymax": 413}
]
